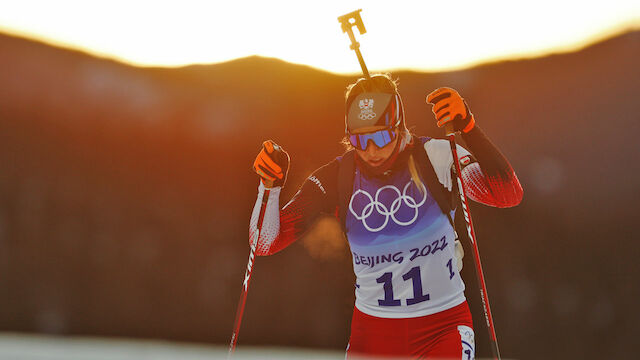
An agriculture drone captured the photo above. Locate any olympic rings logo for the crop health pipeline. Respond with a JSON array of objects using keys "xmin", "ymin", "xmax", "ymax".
[
  {"xmin": 358, "ymin": 111, "xmax": 376, "ymax": 120},
  {"xmin": 349, "ymin": 181, "xmax": 427, "ymax": 232}
]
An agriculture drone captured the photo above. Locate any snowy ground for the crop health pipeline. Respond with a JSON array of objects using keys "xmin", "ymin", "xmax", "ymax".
[{"xmin": 0, "ymin": 333, "xmax": 344, "ymax": 360}]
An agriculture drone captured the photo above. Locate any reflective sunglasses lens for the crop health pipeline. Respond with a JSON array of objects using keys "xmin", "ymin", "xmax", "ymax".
[
  {"xmin": 371, "ymin": 129, "xmax": 394, "ymax": 148},
  {"xmin": 349, "ymin": 128, "xmax": 397, "ymax": 151}
]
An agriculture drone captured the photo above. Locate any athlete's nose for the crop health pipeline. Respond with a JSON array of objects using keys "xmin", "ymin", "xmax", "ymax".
[{"xmin": 364, "ymin": 139, "xmax": 380, "ymax": 154}]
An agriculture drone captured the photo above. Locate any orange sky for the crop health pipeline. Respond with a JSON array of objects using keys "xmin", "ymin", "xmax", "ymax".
[{"xmin": 0, "ymin": 0, "xmax": 638, "ymax": 73}]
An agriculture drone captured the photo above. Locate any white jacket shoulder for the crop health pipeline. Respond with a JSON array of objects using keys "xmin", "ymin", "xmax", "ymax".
[{"xmin": 423, "ymin": 139, "xmax": 471, "ymax": 191}]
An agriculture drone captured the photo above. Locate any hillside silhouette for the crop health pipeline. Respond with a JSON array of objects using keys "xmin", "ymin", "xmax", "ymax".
[{"xmin": 0, "ymin": 30, "xmax": 638, "ymax": 359}]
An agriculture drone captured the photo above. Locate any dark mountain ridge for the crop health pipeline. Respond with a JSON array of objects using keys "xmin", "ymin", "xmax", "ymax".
[{"xmin": 0, "ymin": 30, "xmax": 638, "ymax": 359}]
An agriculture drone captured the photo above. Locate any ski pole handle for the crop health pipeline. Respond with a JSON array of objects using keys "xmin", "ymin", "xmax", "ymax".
[
  {"xmin": 262, "ymin": 180, "xmax": 275, "ymax": 189},
  {"xmin": 444, "ymin": 122, "xmax": 456, "ymax": 136}
]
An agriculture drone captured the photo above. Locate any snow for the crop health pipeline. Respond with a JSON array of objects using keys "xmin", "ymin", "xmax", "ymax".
[{"xmin": 0, "ymin": 333, "xmax": 343, "ymax": 360}]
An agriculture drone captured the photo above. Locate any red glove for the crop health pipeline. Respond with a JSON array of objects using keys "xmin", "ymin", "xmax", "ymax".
[
  {"xmin": 426, "ymin": 87, "xmax": 475, "ymax": 133},
  {"xmin": 253, "ymin": 140, "xmax": 290, "ymax": 188}
]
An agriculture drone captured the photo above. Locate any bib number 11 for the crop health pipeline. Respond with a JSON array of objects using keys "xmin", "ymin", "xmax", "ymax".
[{"xmin": 376, "ymin": 266, "xmax": 430, "ymax": 306}]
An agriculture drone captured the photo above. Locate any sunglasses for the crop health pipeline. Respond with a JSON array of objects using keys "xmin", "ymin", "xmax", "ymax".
[{"xmin": 348, "ymin": 127, "xmax": 398, "ymax": 151}]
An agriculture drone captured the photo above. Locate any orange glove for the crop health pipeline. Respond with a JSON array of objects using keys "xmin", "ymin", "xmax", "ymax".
[
  {"xmin": 253, "ymin": 140, "xmax": 290, "ymax": 187},
  {"xmin": 426, "ymin": 87, "xmax": 475, "ymax": 133}
]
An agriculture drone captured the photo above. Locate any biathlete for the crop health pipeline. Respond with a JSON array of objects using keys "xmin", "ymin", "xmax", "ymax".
[{"xmin": 250, "ymin": 74, "xmax": 523, "ymax": 359}]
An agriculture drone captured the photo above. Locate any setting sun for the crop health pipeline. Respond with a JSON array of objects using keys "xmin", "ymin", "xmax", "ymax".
[{"xmin": 0, "ymin": 0, "xmax": 638, "ymax": 73}]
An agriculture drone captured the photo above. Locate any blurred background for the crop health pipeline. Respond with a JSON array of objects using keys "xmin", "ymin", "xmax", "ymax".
[{"xmin": 0, "ymin": 1, "xmax": 639, "ymax": 359}]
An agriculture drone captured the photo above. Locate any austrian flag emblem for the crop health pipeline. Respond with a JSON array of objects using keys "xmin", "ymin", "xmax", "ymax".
[{"xmin": 358, "ymin": 98, "xmax": 376, "ymax": 120}]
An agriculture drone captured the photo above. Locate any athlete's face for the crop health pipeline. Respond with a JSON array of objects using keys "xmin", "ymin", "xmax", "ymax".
[{"xmin": 354, "ymin": 127, "xmax": 399, "ymax": 168}]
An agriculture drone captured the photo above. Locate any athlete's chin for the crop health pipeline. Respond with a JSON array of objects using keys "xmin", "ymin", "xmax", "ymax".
[{"xmin": 366, "ymin": 159, "xmax": 384, "ymax": 167}]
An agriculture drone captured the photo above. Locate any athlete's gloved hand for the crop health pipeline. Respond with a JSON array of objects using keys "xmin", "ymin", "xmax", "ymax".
[
  {"xmin": 253, "ymin": 140, "xmax": 290, "ymax": 188},
  {"xmin": 426, "ymin": 87, "xmax": 475, "ymax": 133}
]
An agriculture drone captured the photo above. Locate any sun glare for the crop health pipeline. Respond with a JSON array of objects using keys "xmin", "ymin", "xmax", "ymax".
[{"xmin": 0, "ymin": 0, "xmax": 638, "ymax": 73}]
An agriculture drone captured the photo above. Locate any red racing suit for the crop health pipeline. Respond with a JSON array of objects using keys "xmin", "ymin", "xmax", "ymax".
[{"xmin": 249, "ymin": 127, "xmax": 522, "ymax": 359}]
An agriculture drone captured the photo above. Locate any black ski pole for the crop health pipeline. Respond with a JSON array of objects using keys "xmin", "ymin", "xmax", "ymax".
[
  {"xmin": 228, "ymin": 183, "xmax": 272, "ymax": 357},
  {"xmin": 444, "ymin": 123, "xmax": 501, "ymax": 360}
]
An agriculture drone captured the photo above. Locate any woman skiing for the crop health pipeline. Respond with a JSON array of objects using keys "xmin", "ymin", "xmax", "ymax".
[{"xmin": 250, "ymin": 74, "xmax": 523, "ymax": 359}]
